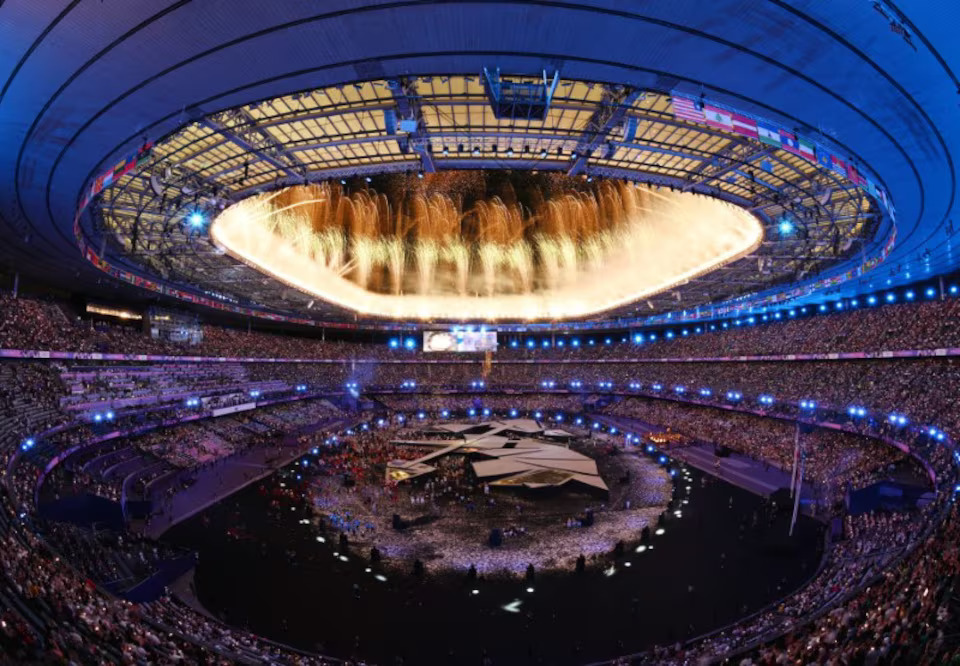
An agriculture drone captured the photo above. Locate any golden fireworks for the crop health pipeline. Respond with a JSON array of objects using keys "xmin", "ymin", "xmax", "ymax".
[{"xmin": 211, "ymin": 178, "xmax": 763, "ymax": 321}]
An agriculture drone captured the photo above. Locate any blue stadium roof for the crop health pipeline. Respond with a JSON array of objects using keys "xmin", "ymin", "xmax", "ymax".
[{"xmin": 0, "ymin": 0, "xmax": 956, "ymax": 321}]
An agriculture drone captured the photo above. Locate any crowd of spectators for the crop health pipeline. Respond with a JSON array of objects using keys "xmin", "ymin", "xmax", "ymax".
[
  {"xmin": 3, "ymin": 289, "xmax": 960, "ymax": 663},
  {"xmin": 6, "ymin": 290, "xmax": 960, "ymax": 362}
]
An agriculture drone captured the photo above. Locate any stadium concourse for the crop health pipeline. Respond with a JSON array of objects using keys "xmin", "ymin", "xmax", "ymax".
[{"xmin": 2, "ymin": 2, "xmax": 960, "ymax": 665}]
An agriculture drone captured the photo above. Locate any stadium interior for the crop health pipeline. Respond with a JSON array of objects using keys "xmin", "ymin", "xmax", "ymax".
[{"xmin": 0, "ymin": 2, "xmax": 959, "ymax": 665}]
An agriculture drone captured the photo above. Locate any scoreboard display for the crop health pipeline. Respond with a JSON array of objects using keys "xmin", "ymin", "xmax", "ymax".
[{"xmin": 423, "ymin": 330, "xmax": 497, "ymax": 352}]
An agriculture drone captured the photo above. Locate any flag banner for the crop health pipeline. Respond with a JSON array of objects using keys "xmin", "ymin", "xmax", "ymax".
[
  {"xmin": 817, "ymin": 147, "xmax": 833, "ymax": 170},
  {"xmin": 798, "ymin": 137, "xmax": 816, "ymax": 161},
  {"xmin": 757, "ymin": 120, "xmax": 781, "ymax": 146},
  {"xmin": 703, "ymin": 104, "xmax": 734, "ymax": 130},
  {"xmin": 779, "ymin": 130, "xmax": 801, "ymax": 155},
  {"xmin": 670, "ymin": 96, "xmax": 704, "ymax": 123},
  {"xmin": 846, "ymin": 163, "xmax": 865, "ymax": 186},
  {"xmin": 731, "ymin": 112, "xmax": 758, "ymax": 139},
  {"xmin": 831, "ymin": 155, "xmax": 847, "ymax": 176}
]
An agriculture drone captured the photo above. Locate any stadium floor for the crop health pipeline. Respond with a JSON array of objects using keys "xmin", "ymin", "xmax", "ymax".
[{"xmin": 165, "ymin": 465, "xmax": 824, "ymax": 665}]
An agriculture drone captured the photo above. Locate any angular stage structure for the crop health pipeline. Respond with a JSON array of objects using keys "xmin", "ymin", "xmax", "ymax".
[{"xmin": 385, "ymin": 419, "xmax": 608, "ymax": 497}]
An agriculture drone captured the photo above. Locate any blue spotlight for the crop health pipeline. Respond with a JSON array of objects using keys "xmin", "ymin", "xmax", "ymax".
[
  {"xmin": 188, "ymin": 211, "xmax": 205, "ymax": 228},
  {"xmin": 926, "ymin": 287, "xmax": 936, "ymax": 298},
  {"xmin": 778, "ymin": 218, "xmax": 793, "ymax": 235},
  {"xmin": 867, "ymin": 295, "xmax": 877, "ymax": 305}
]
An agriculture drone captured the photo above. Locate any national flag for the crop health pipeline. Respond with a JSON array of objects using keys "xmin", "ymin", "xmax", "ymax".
[
  {"xmin": 779, "ymin": 130, "xmax": 801, "ymax": 155},
  {"xmin": 90, "ymin": 174, "xmax": 106, "ymax": 197},
  {"xmin": 846, "ymin": 163, "xmax": 865, "ymax": 186},
  {"xmin": 703, "ymin": 104, "xmax": 734, "ymax": 130},
  {"xmin": 731, "ymin": 112, "xmax": 758, "ymax": 139},
  {"xmin": 798, "ymin": 137, "xmax": 816, "ymax": 162},
  {"xmin": 865, "ymin": 177, "xmax": 877, "ymax": 196},
  {"xmin": 830, "ymin": 155, "xmax": 847, "ymax": 177},
  {"xmin": 757, "ymin": 120, "xmax": 781, "ymax": 146},
  {"xmin": 877, "ymin": 187, "xmax": 887, "ymax": 207},
  {"xmin": 817, "ymin": 147, "xmax": 833, "ymax": 170},
  {"xmin": 671, "ymin": 96, "xmax": 704, "ymax": 123}
]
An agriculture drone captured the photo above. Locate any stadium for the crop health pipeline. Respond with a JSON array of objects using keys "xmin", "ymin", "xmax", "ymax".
[{"xmin": 0, "ymin": 2, "xmax": 958, "ymax": 664}]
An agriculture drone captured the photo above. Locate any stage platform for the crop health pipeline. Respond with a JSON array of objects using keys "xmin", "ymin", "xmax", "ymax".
[{"xmin": 593, "ymin": 414, "xmax": 817, "ymax": 503}]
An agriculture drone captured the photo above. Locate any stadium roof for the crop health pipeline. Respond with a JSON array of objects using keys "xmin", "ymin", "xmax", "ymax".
[{"xmin": 0, "ymin": 1, "xmax": 957, "ymax": 328}]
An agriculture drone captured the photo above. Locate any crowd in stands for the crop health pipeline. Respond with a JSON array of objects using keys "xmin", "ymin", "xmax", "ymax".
[
  {"xmin": 6, "ymin": 290, "xmax": 960, "ymax": 362},
  {"xmin": 3, "ymin": 289, "xmax": 960, "ymax": 663}
]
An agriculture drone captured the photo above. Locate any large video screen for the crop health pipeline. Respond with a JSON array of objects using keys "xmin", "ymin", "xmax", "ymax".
[{"xmin": 423, "ymin": 331, "xmax": 497, "ymax": 353}]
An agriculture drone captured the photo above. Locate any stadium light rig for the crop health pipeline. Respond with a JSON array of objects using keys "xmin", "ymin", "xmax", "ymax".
[
  {"xmin": 20, "ymin": 438, "xmax": 35, "ymax": 452},
  {"xmin": 847, "ymin": 406, "xmax": 867, "ymax": 418},
  {"xmin": 799, "ymin": 400, "xmax": 817, "ymax": 410}
]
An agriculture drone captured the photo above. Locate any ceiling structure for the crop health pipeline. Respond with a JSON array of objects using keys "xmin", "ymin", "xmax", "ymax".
[
  {"xmin": 94, "ymin": 81, "xmax": 872, "ymax": 322},
  {"xmin": 0, "ymin": 1, "xmax": 957, "ymax": 329}
]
